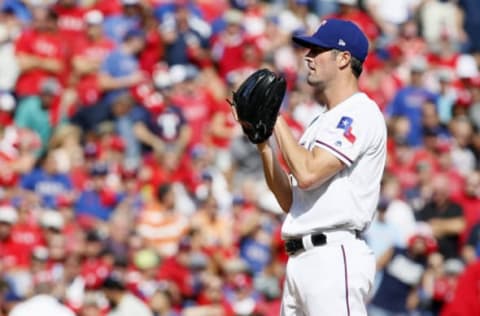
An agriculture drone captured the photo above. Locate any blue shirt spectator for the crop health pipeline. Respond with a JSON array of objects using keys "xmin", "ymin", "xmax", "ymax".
[
  {"xmin": 103, "ymin": 15, "xmax": 139, "ymax": 44},
  {"xmin": 159, "ymin": 4, "xmax": 210, "ymax": 66},
  {"xmin": 21, "ymin": 154, "xmax": 73, "ymax": 209},
  {"xmin": 100, "ymin": 48, "xmax": 139, "ymax": 106},
  {"xmin": 386, "ymin": 61, "xmax": 438, "ymax": 147},
  {"xmin": 74, "ymin": 163, "xmax": 120, "ymax": 221}
]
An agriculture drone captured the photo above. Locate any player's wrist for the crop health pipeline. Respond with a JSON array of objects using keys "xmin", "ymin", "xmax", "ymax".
[{"xmin": 256, "ymin": 141, "xmax": 270, "ymax": 153}]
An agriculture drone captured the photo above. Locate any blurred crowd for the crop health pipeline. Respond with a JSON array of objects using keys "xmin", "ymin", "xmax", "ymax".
[{"xmin": 1, "ymin": 0, "xmax": 480, "ymax": 315}]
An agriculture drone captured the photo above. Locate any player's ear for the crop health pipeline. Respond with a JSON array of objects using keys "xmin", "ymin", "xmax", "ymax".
[{"xmin": 337, "ymin": 51, "xmax": 351, "ymax": 69}]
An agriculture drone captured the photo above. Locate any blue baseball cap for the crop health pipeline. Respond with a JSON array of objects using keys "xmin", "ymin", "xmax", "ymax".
[{"xmin": 292, "ymin": 19, "xmax": 369, "ymax": 62}]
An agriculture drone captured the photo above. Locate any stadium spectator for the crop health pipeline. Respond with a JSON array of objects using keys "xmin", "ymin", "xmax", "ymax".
[
  {"xmin": 0, "ymin": 9, "xmax": 19, "ymax": 92},
  {"xmin": 102, "ymin": 274, "xmax": 153, "ymax": 316},
  {"xmin": 368, "ymin": 232, "xmax": 436, "ymax": 316},
  {"xmin": 387, "ymin": 56, "xmax": 439, "ymax": 147},
  {"xmin": 14, "ymin": 77, "xmax": 65, "ymax": 154},
  {"xmin": 20, "ymin": 150, "xmax": 73, "ymax": 209},
  {"xmin": 72, "ymin": 10, "xmax": 115, "ymax": 107},
  {"xmin": 99, "ymin": 27, "xmax": 146, "ymax": 107},
  {"xmin": 326, "ymin": 0, "xmax": 379, "ymax": 42},
  {"xmin": 449, "ymin": 115, "xmax": 476, "ymax": 176},
  {"xmin": 416, "ymin": 174, "xmax": 466, "ymax": 259},
  {"xmin": 137, "ymin": 183, "xmax": 189, "ymax": 257},
  {"xmin": 159, "ymin": 3, "xmax": 210, "ymax": 67},
  {"xmin": 75, "ymin": 162, "xmax": 120, "ymax": 221},
  {"xmin": 14, "ymin": 4, "xmax": 67, "ymax": 98}
]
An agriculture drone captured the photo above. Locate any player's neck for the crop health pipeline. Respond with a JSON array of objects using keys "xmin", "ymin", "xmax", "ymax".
[{"xmin": 323, "ymin": 78, "xmax": 359, "ymax": 110}]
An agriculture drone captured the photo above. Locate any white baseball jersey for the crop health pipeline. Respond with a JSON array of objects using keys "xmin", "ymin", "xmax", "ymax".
[{"xmin": 282, "ymin": 92, "xmax": 387, "ymax": 237}]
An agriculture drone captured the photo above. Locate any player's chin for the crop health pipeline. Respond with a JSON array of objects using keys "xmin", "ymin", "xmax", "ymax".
[{"xmin": 306, "ymin": 75, "xmax": 324, "ymax": 88}]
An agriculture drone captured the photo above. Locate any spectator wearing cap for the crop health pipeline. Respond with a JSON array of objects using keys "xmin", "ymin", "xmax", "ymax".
[
  {"xmin": 79, "ymin": 230, "xmax": 112, "ymax": 290},
  {"xmin": 53, "ymin": 0, "xmax": 88, "ymax": 41},
  {"xmin": 1, "ymin": 0, "xmax": 31, "ymax": 24},
  {"xmin": 0, "ymin": 16, "xmax": 19, "ymax": 92},
  {"xmin": 125, "ymin": 248, "xmax": 163, "ymax": 299},
  {"xmin": 14, "ymin": 77, "xmax": 64, "ymax": 154},
  {"xmin": 108, "ymin": 92, "xmax": 167, "ymax": 167},
  {"xmin": 0, "ymin": 205, "xmax": 30, "ymax": 271},
  {"xmin": 368, "ymin": 231, "xmax": 436, "ymax": 315},
  {"xmin": 71, "ymin": 10, "xmax": 115, "ymax": 107},
  {"xmin": 210, "ymin": 9, "xmax": 247, "ymax": 79},
  {"xmin": 159, "ymin": 3, "xmax": 211, "ymax": 67},
  {"xmin": 166, "ymin": 65, "xmax": 218, "ymax": 148},
  {"xmin": 75, "ymin": 162, "xmax": 120, "ymax": 221},
  {"xmin": 39, "ymin": 209, "xmax": 65, "ymax": 245},
  {"xmin": 151, "ymin": 67, "xmax": 192, "ymax": 160},
  {"xmin": 10, "ymin": 197, "xmax": 46, "ymax": 254},
  {"xmin": 20, "ymin": 150, "xmax": 73, "ymax": 209},
  {"xmin": 98, "ymin": 27, "xmax": 147, "ymax": 108},
  {"xmin": 386, "ymin": 56, "xmax": 439, "ymax": 147},
  {"xmin": 101, "ymin": 274, "xmax": 153, "ymax": 316},
  {"xmin": 103, "ymin": 0, "xmax": 143, "ymax": 44},
  {"xmin": 14, "ymin": 5, "xmax": 67, "ymax": 98},
  {"xmin": 407, "ymin": 100, "xmax": 451, "ymax": 173}
]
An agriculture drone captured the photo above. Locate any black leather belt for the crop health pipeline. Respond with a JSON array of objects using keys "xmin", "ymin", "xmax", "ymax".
[
  {"xmin": 284, "ymin": 230, "xmax": 361, "ymax": 256},
  {"xmin": 285, "ymin": 233, "xmax": 326, "ymax": 256}
]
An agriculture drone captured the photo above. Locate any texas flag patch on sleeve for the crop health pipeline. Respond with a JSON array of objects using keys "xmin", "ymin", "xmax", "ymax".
[{"xmin": 336, "ymin": 116, "xmax": 356, "ymax": 143}]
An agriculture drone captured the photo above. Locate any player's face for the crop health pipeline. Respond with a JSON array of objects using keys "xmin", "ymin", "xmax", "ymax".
[{"xmin": 304, "ymin": 47, "xmax": 337, "ymax": 88}]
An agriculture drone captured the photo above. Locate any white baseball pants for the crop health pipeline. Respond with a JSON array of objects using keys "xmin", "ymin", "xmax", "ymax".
[{"xmin": 281, "ymin": 231, "xmax": 375, "ymax": 316}]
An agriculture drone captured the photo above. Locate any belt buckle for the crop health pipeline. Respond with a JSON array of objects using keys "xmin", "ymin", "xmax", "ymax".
[{"xmin": 285, "ymin": 238, "xmax": 303, "ymax": 256}]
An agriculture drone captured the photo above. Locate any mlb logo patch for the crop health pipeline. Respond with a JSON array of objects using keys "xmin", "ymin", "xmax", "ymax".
[{"xmin": 336, "ymin": 116, "xmax": 356, "ymax": 143}]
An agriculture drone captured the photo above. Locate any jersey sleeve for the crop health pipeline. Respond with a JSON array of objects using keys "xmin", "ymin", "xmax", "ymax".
[
  {"xmin": 14, "ymin": 30, "xmax": 33, "ymax": 54},
  {"xmin": 312, "ymin": 114, "xmax": 365, "ymax": 167}
]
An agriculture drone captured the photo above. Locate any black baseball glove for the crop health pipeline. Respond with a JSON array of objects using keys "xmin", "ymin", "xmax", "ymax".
[{"xmin": 228, "ymin": 69, "xmax": 287, "ymax": 144}]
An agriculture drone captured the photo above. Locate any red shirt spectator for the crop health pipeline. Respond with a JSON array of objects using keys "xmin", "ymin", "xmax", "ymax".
[
  {"xmin": 72, "ymin": 11, "xmax": 115, "ymax": 106},
  {"xmin": 15, "ymin": 8, "xmax": 68, "ymax": 97},
  {"xmin": 441, "ymin": 260, "xmax": 480, "ymax": 316},
  {"xmin": 171, "ymin": 79, "xmax": 216, "ymax": 147},
  {"xmin": 210, "ymin": 10, "xmax": 247, "ymax": 79},
  {"xmin": 207, "ymin": 99, "xmax": 236, "ymax": 149},
  {"xmin": 54, "ymin": 0, "xmax": 87, "ymax": 41},
  {"xmin": 453, "ymin": 172, "xmax": 480, "ymax": 245},
  {"xmin": 326, "ymin": 2, "xmax": 380, "ymax": 42}
]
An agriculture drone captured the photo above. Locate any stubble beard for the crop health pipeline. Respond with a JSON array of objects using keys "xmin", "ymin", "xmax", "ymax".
[{"xmin": 306, "ymin": 74, "xmax": 326, "ymax": 91}]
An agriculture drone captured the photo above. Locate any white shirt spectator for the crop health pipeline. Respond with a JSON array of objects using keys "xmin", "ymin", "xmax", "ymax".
[
  {"xmin": 108, "ymin": 293, "xmax": 153, "ymax": 316},
  {"xmin": 9, "ymin": 295, "xmax": 76, "ymax": 316},
  {"xmin": 419, "ymin": 0, "xmax": 462, "ymax": 44},
  {"xmin": 384, "ymin": 199, "xmax": 417, "ymax": 246},
  {"xmin": 0, "ymin": 25, "xmax": 19, "ymax": 91},
  {"xmin": 366, "ymin": 0, "xmax": 420, "ymax": 26}
]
